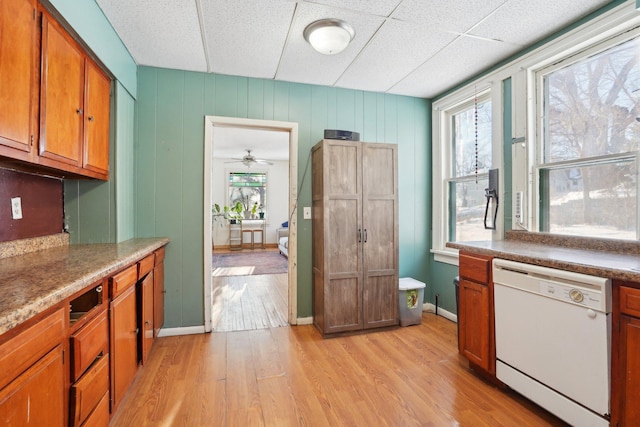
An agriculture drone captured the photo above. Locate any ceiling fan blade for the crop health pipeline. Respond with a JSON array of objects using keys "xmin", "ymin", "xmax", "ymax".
[
  {"xmin": 254, "ymin": 159, "xmax": 274, "ymax": 165},
  {"xmin": 224, "ymin": 158, "xmax": 245, "ymax": 163}
]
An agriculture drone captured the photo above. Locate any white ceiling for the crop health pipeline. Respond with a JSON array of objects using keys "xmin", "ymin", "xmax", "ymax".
[
  {"xmin": 95, "ymin": 0, "xmax": 612, "ymax": 99},
  {"xmin": 95, "ymin": 0, "xmax": 613, "ymax": 157}
]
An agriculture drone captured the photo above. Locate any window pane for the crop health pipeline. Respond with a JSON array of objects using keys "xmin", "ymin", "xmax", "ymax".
[
  {"xmin": 544, "ymin": 36, "xmax": 640, "ymax": 163},
  {"xmin": 449, "ymin": 179, "xmax": 493, "ymax": 242},
  {"xmin": 453, "ymin": 98, "xmax": 492, "ymax": 177},
  {"xmin": 228, "ymin": 172, "xmax": 267, "ymax": 216},
  {"xmin": 541, "ymin": 161, "xmax": 636, "ymax": 239}
]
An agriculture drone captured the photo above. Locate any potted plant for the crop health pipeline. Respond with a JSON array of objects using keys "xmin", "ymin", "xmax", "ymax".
[
  {"xmin": 258, "ymin": 204, "xmax": 264, "ymax": 219},
  {"xmin": 251, "ymin": 202, "xmax": 259, "ymax": 219},
  {"xmin": 212, "ymin": 203, "xmax": 230, "ymax": 227},
  {"xmin": 229, "ymin": 201, "xmax": 244, "ymax": 224}
]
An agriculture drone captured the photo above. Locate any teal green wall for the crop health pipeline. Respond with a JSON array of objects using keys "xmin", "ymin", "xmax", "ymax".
[
  {"xmin": 47, "ymin": 0, "xmax": 137, "ymax": 96},
  {"xmin": 115, "ymin": 85, "xmax": 136, "ymax": 242},
  {"xmin": 135, "ymin": 67, "xmax": 431, "ymax": 327}
]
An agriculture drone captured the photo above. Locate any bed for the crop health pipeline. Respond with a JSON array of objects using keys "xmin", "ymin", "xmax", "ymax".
[{"xmin": 277, "ymin": 227, "xmax": 289, "ymax": 258}]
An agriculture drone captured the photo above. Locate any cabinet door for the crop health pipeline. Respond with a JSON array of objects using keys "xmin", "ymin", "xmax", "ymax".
[
  {"xmin": 619, "ymin": 315, "xmax": 640, "ymax": 426},
  {"xmin": 110, "ymin": 285, "xmax": 138, "ymax": 412},
  {"xmin": 39, "ymin": 12, "xmax": 84, "ymax": 167},
  {"xmin": 82, "ymin": 60, "xmax": 110, "ymax": 177},
  {"xmin": 325, "ymin": 141, "xmax": 363, "ymax": 333},
  {"xmin": 0, "ymin": 345, "xmax": 65, "ymax": 426},
  {"xmin": 154, "ymin": 251, "xmax": 165, "ymax": 337},
  {"xmin": 140, "ymin": 271, "xmax": 154, "ymax": 365},
  {"xmin": 458, "ymin": 278, "xmax": 490, "ymax": 371},
  {"xmin": 362, "ymin": 143, "xmax": 398, "ymax": 329},
  {"xmin": 0, "ymin": 0, "xmax": 38, "ymax": 156}
]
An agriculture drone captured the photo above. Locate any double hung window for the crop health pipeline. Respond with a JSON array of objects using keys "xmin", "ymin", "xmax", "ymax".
[{"xmin": 536, "ymin": 34, "xmax": 640, "ymax": 240}]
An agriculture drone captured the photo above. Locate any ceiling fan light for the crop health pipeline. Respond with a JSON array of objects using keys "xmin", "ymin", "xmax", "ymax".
[{"xmin": 304, "ymin": 19, "xmax": 354, "ymax": 55}]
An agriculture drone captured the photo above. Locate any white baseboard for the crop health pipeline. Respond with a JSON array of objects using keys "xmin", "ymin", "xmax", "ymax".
[
  {"xmin": 423, "ymin": 303, "xmax": 458, "ymax": 323},
  {"xmin": 296, "ymin": 316, "xmax": 313, "ymax": 325},
  {"xmin": 157, "ymin": 325, "xmax": 206, "ymax": 337}
]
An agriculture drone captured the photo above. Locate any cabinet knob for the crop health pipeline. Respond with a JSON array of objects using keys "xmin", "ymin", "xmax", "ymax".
[
  {"xmin": 134, "ymin": 328, "xmax": 139, "ymax": 335},
  {"xmin": 88, "ymin": 116, "xmax": 95, "ymax": 122},
  {"xmin": 76, "ymin": 108, "xmax": 83, "ymax": 114}
]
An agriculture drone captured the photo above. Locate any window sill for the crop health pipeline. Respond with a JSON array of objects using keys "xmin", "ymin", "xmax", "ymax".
[{"xmin": 431, "ymin": 249, "xmax": 459, "ymax": 266}]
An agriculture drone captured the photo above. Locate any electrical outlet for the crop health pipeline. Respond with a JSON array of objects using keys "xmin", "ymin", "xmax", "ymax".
[
  {"xmin": 11, "ymin": 197, "xmax": 23, "ymax": 220},
  {"xmin": 303, "ymin": 207, "xmax": 312, "ymax": 219}
]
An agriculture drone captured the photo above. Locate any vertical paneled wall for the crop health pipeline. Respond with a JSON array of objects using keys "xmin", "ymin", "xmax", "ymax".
[
  {"xmin": 115, "ymin": 84, "xmax": 135, "ymax": 242},
  {"xmin": 135, "ymin": 67, "xmax": 431, "ymax": 328}
]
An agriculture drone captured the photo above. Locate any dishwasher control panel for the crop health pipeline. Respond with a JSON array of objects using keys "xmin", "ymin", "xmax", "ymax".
[
  {"xmin": 493, "ymin": 258, "xmax": 612, "ymax": 313},
  {"xmin": 538, "ymin": 280, "xmax": 604, "ymax": 310}
]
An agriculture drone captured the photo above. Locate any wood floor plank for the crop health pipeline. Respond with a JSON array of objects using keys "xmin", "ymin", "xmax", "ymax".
[
  {"xmin": 111, "ymin": 314, "xmax": 569, "ymax": 427},
  {"xmin": 212, "ymin": 272, "xmax": 288, "ymax": 332}
]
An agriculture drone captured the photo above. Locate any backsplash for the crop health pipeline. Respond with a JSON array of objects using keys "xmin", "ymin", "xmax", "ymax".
[{"xmin": 0, "ymin": 168, "xmax": 64, "ymax": 242}]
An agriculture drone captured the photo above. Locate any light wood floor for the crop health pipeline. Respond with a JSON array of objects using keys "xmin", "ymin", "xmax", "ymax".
[
  {"xmin": 110, "ymin": 314, "xmax": 567, "ymax": 427},
  {"xmin": 212, "ymin": 273, "xmax": 288, "ymax": 332}
]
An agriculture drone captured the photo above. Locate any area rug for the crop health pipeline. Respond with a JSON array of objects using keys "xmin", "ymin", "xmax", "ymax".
[{"xmin": 212, "ymin": 251, "xmax": 288, "ymax": 277}]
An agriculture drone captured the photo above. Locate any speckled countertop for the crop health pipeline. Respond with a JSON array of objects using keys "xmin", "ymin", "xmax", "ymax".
[
  {"xmin": 447, "ymin": 231, "xmax": 640, "ymax": 282},
  {"xmin": 0, "ymin": 238, "xmax": 169, "ymax": 336}
]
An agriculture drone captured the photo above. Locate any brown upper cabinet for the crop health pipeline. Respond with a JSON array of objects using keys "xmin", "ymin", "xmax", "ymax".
[
  {"xmin": 0, "ymin": 0, "xmax": 39, "ymax": 159},
  {"xmin": 39, "ymin": 8, "xmax": 111, "ymax": 180},
  {"xmin": 0, "ymin": 3, "xmax": 111, "ymax": 180}
]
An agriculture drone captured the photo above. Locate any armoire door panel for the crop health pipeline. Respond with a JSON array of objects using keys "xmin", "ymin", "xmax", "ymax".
[
  {"xmin": 328, "ymin": 199, "xmax": 360, "ymax": 274},
  {"xmin": 363, "ymin": 199, "xmax": 396, "ymax": 271},
  {"xmin": 327, "ymin": 277, "xmax": 362, "ymax": 330},
  {"xmin": 363, "ymin": 145, "xmax": 396, "ymax": 196},
  {"xmin": 364, "ymin": 275, "xmax": 398, "ymax": 328},
  {"xmin": 327, "ymin": 143, "xmax": 360, "ymax": 196}
]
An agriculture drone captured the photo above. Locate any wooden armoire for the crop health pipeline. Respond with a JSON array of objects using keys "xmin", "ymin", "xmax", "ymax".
[{"xmin": 311, "ymin": 139, "xmax": 399, "ymax": 336}]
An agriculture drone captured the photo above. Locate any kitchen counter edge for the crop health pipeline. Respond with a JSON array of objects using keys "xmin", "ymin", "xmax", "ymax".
[{"xmin": 0, "ymin": 238, "xmax": 169, "ymax": 336}]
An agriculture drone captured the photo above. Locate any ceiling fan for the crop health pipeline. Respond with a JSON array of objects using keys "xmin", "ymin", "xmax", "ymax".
[{"xmin": 224, "ymin": 149, "xmax": 274, "ymax": 167}]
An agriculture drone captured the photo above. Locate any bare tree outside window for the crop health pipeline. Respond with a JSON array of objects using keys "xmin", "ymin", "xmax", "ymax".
[{"xmin": 542, "ymin": 35, "xmax": 640, "ymax": 239}]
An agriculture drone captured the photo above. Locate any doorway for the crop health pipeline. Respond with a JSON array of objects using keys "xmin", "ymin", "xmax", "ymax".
[{"xmin": 203, "ymin": 116, "xmax": 298, "ymax": 333}]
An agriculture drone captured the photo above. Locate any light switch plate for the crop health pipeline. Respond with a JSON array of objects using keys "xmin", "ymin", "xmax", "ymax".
[
  {"xmin": 303, "ymin": 207, "xmax": 312, "ymax": 219},
  {"xmin": 11, "ymin": 197, "xmax": 23, "ymax": 220}
]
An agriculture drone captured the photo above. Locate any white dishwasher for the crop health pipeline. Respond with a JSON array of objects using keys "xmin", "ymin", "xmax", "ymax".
[{"xmin": 492, "ymin": 259, "xmax": 611, "ymax": 427}]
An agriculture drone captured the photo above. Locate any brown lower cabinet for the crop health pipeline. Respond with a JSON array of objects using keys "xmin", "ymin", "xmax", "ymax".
[
  {"xmin": 109, "ymin": 268, "xmax": 138, "ymax": 412},
  {"xmin": 0, "ymin": 245, "xmax": 166, "ymax": 426},
  {"xmin": 0, "ymin": 307, "xmax": 66, "ymax": 426},
  {"xmin": 457, "ymin": 252, "xmax": 495, "ymax": 376},
  {"xmin": 612, "ymin": 282, "xmax": 640, "ymax": 426}
]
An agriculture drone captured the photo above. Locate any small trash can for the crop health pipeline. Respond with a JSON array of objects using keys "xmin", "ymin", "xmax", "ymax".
[{"xmin": 398, "ymin": 278, "xmax": 426, "ymax": 327}]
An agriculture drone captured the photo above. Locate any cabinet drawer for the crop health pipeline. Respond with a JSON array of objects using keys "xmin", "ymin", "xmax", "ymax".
[
  {"xmin": 459, "ymin": 253, "xmax": 491, "ymax": 284},
  {"xmin": 138, "ymin": 253, "xmax": 155, "ymax": 278},
  {"xmin": 620, "ymin": 286, "xmax": 640, "ymax": 318},
  {"xmin": 0, "ymin": 307, "xmax": 65, "ymax": 390},
  {"xmin": 70, "ymin": 310, "xmax": 108, "ymax": 381},
  {"xmin": 70, "ymin": 355, "xmax": 109, "ymax": 427},
  {"xmin": 80, "ymin": 390, "xmax": 109, "ymax": 427},
  {"xmin": 110, "ymin": 264, "xmax": 137, "ymax": 298}
]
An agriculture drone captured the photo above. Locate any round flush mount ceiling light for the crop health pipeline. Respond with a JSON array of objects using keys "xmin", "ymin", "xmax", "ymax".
[{"xmin": 303, "ymin": 19, "xmax": 355, "ymax": 55}]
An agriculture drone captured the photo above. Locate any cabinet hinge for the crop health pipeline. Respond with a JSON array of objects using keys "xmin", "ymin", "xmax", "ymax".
[
  {"xmin": 33, "ymin": 8, "xmax": 36, "ymax": 20},
  {"xmin": 30, "ymin": 135, "xmax": 34, "ymax": 146},
  {"xmin": 62, "ymin": 348, "xmax": 65, "ymax": 364}
]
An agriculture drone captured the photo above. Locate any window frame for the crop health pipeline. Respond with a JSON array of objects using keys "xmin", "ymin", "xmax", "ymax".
[
  {"xmin": 432, "ymin": 84, "xmax": 503, "ymax": 265},
  {"xmin": 226, "ymin": 169, "xmax": 269, "ymax": 220},
  {"xmin": 531, "ymin": 23, "xmax": 640, "ymax": 239}
]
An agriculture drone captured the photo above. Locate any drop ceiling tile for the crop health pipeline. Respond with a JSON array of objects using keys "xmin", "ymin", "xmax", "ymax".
[
  {"xmin": 305, "ymin": 0, "xmax": 403, "ymax": 17},
  {"xmin": 96, "ymin": 0, "xmax": 207, "ymax": 72},
  {"xmin": 469, "ymin": 0, "xmax": 611, "ymax": 46},
  {"xmin": 336, "ymin": 19, "xmax": 457, "ymax": 93},
  {"xmin": 389, "ymin": 35, "xmax": 519, "ymax": 98},
  {"xmin": 276, "ymin": 2, "xmax": 385, "ymax": 87},
  {"xmin": 200, "ymin": 0, "xmax": 296, "ymax": 79},
  {"xmin": 392, "ymin": 0, "xmax": 508, "ymax": 33}
]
